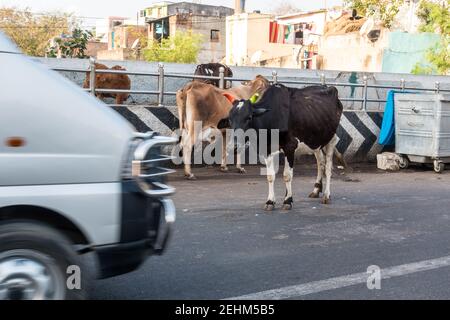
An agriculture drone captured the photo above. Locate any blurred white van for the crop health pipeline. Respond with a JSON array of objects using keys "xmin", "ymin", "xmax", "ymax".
[{"xmin": 0, "ymin": 32, "xmax": 176, "ymax": 300}]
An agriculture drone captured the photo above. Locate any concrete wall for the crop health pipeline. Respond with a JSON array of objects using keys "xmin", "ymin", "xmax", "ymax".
[
  {"xmin": 382, "ymin": 31, "xmax": 441, "ymax": 74},
  {"xmin": 37, "ymin": 58, "xmax": 450, "ymax": 111},
  {"xmin": 97, "ymin": 48, "xmax": 133, "ymax": 60},
  {"xmin": 112, "ymin": 104, "xmax": 387, "ymax": 163},
  {"xmin": 319, "ymin": 30, "xmax": 389, "ymax": 72},
  {"xmin": 226, "ymin": 13, "xmax": 298, "ymax": 66},
  {"xmin": 86, "ymin": 42, "xmax": 108, "ymax": 58}
]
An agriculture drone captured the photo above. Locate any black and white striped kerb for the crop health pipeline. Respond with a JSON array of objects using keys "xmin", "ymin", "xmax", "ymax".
[{"xmin": 113, "ymin": 106, "xmax": 384, "ymax": 162}]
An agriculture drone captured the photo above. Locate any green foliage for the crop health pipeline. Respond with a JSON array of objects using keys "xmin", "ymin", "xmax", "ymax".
[
  {"xmin": 416, "ymin": 0, "xmax": 449, "ymax": 34},
  {"xmin": 143, "ymin": 32, "xmax": 202, "ymax": 63},
  {"xmin": 412, "ymin": 1, "xmax": 449, "ymax": 75},
  {"xmin": 412, "ymin": 36, "xmax": 449, "ymax": 75},
  {"xmin": 343, "ymin": 0, "xmax": 405, "ymax": 28},
  {"xmin": 47, "ymin": 28, "xmax": 92, "ymax": 58},
  {"xmin": 0, "ymin": 7, "xmax": 73, "ymax": 56}
]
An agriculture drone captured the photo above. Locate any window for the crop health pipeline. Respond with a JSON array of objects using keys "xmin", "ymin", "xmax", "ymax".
[
  {"xmin": 210, "ymin": 29, "xmax": 220, "ymax": 42},
  {"xmin": 140, "ymin": 10, "xmax": 146, "ymax": 18}
]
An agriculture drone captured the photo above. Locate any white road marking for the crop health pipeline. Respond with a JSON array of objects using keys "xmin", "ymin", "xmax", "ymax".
[{"xmin": 224, "ymin": 255, "xmax": 450, "ymax": 300}]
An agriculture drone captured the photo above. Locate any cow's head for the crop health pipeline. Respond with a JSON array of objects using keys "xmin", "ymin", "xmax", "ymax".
[
  {"xmin": 228, "ymin": 84, "xmax": 290, "ymax": 134},
  {"xmin": 228, "ymin": 98, "xmax": 269, "ymax": 132}
]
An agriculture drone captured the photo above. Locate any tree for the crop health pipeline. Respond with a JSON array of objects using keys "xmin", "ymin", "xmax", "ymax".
[
  {"xmin": 416, "ymin": 0, "xmax": 449, "ymax": 34},
  {"xmin": 47, "ymin": 28, "xmax": 93, "ymax": 58},
  {"xmin": 144, "ymin": 32, "xmax": 202, "ymax": 63},
  {"xmin": 343, "ymin": 0, "xmax": 405, "ymax": 28},
  {"xmin": 412, "ymin": 1, "xmax": 449, "ymax": 75},
  {"xmin": 0, "ymin": 7, "xmax": 74, "ymax": 56}
]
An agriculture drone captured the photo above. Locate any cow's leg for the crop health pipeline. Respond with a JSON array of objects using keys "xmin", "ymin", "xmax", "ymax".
[
  {"xmin": 236, "ymin": 146, "xmax": 246, "ymax": 173},
  {"xmin": 220, "ymin": 130, "xmax": 229, "ymax": 172},
  {"xmin": 282, "ymin": 150, "xmax": 295, "ymax": 210},
  {"xmin": 182, "ymin": 129, "xmax": 197, "ymax": 180},
  {"xmin": 308, "ymin": 149, "xmax": 325, "ymax": 198},
  {"xmin": 322, "ymin": 137, "xmax": 338, "ymax": 204},
  {"xmin": 115, "ymin": 94, "xmax": 124, "ymax": 105},
  {"xmin": 264, "ymin": 154, "xmax": 277, "ymax": 211}
]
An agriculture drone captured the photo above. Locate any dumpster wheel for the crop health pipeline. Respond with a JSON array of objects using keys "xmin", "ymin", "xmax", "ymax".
[
  {"xmin": 434, "ymin": 160, "xmax": 445, "ymax": 173},
  {"xmin": 399, "ymin": 156, "xmax": 409, "ymax": 169}
]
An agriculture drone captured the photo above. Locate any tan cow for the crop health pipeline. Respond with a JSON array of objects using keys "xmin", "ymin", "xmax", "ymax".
[
  {"xmin": 176, "ymin": 75, "xmax": 270, "ymax": 179},
  {"xmin": 83, "ymin": 63, "xmax": 131, "ymax": 105}
]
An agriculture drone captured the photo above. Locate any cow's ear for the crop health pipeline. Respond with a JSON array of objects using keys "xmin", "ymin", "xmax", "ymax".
[{"xmin": 252, "ymin": 108, "xmax": 268, "ymax": 117}]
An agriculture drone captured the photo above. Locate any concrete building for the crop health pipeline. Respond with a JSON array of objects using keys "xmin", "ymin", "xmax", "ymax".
[
  {"xmin": 142, "ymin": 1, "xmax": 234, "ymax": 63},
  {"xmin": 94, "ymin": 16, "xmax": 147, "ymax": 60},
  {"xmin": 225, "ymin": 8, "xmax": 341, "ymax": 68},
  {"xmin": 94, "ymin": 16, "xmax": 129, "ymax": 43}
]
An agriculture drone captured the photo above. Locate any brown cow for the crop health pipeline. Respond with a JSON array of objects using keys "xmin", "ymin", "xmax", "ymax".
[
  {"xmin": 83, "ymin": 63, "xmax": 131, "ymax": 104},
  {"xmin": 176, "ymin": 75, "xmax": 270, "ymax": 179}
]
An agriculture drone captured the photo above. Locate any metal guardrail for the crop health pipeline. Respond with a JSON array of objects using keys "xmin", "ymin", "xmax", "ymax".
[{"xmin": 53, "ymin": 57, "xmax": 449, "ymax": 111}]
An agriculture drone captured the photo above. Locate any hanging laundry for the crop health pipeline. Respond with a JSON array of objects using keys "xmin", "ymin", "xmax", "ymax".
[{"xmin": 269, "ymin": 21, "xmax": 279, "ymax": 43}]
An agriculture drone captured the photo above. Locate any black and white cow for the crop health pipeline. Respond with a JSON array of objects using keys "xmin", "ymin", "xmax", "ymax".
[
  {"xmin": 228, "ymin": 84, "xmax": 343, "ymax": 211},
  {"xmin": 193, "ymin": 63, "xmax": 233, "ymax": 88}
]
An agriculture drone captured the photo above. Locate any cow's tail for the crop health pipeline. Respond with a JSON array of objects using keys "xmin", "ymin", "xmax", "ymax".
[
  {"xmin": 334, "ymin": 147, "xmax": 348, "ymax": 170},
  {"xmin": 176, "ymin": 88, "xmax": 186, "ymax": 131},
  {"xmin": 176, "ymin": 90, "xmax": 184, "ymax": 147}
]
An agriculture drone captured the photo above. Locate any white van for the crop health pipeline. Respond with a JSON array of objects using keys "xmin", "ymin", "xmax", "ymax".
[{"xmin": 0, "ymin": 32, "xmax": 176, "ymax": 300}]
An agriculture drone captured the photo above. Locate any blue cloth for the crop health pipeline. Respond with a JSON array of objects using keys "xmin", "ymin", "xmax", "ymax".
[{"xmin": 378, "ymin": 90, "xmax": 416, "ymax": 146}]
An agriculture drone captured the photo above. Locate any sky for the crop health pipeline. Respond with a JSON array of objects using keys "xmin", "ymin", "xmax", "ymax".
[{"xmin": 0, "ymin": 0, "xmax": 343, "ymax": 21}]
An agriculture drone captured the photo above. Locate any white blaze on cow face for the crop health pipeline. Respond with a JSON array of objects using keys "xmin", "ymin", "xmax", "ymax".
[{"xmin": 229, "ymin": 100, "xmax": 253, "ymax": 132}]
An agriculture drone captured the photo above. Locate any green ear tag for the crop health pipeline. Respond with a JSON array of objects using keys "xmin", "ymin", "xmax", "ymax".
[{"xmin": 249, "ymin": 93, "xmax": 260, "ymax": 104}]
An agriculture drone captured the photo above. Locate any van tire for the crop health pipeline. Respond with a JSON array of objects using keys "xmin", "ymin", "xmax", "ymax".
[{"xmin": 0, "ymin": 221, "xmax": 88, "ymax": 300}]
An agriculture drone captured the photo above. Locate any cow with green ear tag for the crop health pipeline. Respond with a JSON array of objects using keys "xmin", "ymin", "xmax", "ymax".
[{"xmin": 228, "ymin": 83, "xmax": 343, "ymax": 212}]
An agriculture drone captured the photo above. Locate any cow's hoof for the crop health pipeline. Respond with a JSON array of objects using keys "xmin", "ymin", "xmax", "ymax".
[
  {"xmin": 237, "ymin": 167, "xmax": 246, "ymax": 174},
  {"xmin": 185, "ymin": 174, "xmax": 197, "ymax": 180},
  {"xmin": 322, "ymin": 197, "xmax": 330, "ymax": 204},
  {"xmin": 264, "ymin": 201, "xmax": 276, "ymax": 211},
  {"xmin": 220, "ymin": 166, "xmax": 229, "ymax": 172},
  {"xmin": 282, "ymin": 197, "xmax": 293, "ymax": 210},
  {"xmin": 308, "ymin": 192, "xmax": 320, "ymax": 198}
]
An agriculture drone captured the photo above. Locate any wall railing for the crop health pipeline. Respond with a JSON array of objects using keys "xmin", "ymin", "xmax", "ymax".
[{"xmin": 51, "ymin": 57, "xmax": 450, "ymax": 111}]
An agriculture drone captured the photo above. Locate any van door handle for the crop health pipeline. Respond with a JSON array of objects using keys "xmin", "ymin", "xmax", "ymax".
[{"xmin": 411, "ymin": 106, "xmax": 420, "ymax": 113}]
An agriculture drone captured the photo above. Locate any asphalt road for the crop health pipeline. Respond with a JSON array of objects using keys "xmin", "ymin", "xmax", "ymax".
[{"xmin": 91, "ymin": 162, "xmax": 450, "ymax": 299}]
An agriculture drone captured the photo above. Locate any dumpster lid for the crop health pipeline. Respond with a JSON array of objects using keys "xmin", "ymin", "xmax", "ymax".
[{"xmin": 0, "ymin": 31, "xmax": 21, "ymax": 54}]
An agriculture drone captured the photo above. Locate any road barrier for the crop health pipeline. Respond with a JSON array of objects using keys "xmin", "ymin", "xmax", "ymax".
[{"xmin": 51, "ymin": 58, "xmax": 449, "ymax": 162}]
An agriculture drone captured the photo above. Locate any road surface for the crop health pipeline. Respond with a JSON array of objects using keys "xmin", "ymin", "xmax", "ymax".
[{"xmin": 90, "ymin": 163, "xmax": 450, "ymax": 299}]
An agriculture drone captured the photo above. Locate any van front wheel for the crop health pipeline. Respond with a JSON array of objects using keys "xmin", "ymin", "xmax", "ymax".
[{"xmin": 0, "ymin": 221, "xmax": 87, "ymax": 300}]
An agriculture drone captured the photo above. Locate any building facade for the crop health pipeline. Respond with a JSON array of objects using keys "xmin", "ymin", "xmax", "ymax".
[{"xmin": 142, "ymin": 1, "xmax": 234, "ymax": 63}]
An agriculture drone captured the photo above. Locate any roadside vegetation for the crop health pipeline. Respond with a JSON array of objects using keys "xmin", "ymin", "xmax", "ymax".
[
  {"xmin": 143, "ymin": 32, "xmax": 203, "ymax": 64},
  {"xmin": 412, "ymin": 0, "xmax": 449, "ymax": 75},
  {"xmin": 0, "ymin": 7, "xmax": 74, "ymax": 56}
]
